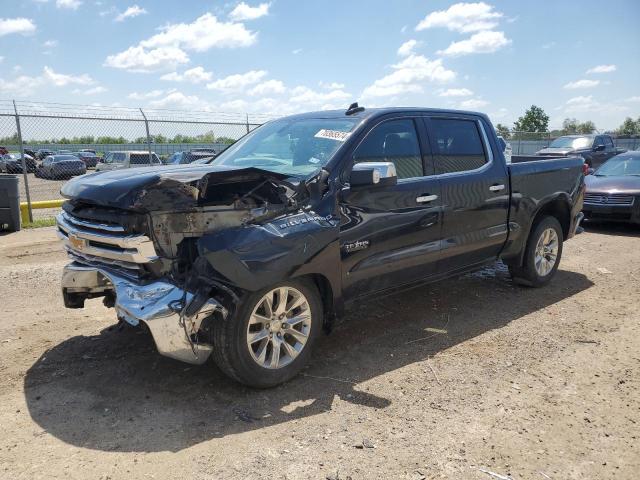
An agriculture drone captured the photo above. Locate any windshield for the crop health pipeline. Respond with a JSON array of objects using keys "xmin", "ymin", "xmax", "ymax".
[
  {"xmin": 595, "ymin": 155, "xmax": 640, "ymax": 176},
  {"xmin": 53, "ymin": 155, "xmax": 79, "ymax": 162},
  {"xmin": 549, "ymin": 136, "xmax": 592, "ymax": 149},
  {"xmin": 212, "ymin": 117, "xmax": 359, "ymax": 176}
]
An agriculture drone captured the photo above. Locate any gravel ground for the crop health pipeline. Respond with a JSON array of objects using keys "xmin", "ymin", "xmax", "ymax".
[{"xmin": 0, "ymin": 222, "xmax": 638, "ymax": 480}]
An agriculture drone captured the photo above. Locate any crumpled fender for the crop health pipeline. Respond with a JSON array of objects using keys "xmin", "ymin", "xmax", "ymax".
[{"xmin": 197, "ymin": 210, "xmax": 341, "ymax": 306}]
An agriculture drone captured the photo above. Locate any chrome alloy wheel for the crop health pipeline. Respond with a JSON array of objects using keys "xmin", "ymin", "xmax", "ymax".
[
  {"xmin": 246, "ymin": 287, "xmax": 312, "ymax": 369},
  {"xmin": 534, "ymin": 228, "xmax": 559, "ymax": 277}
]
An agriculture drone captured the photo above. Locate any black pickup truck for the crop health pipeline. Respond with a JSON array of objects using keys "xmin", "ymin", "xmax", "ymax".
[
  {"xmin": 56, "ymin": 105, "xmax": 585, "ymax": 387},
  {"xmin": 536, "ymin": 134, "xmax": 625, "ymax": 168}
]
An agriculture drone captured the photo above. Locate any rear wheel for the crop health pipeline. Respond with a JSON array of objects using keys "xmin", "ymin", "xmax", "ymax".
[
  {"xmin": 510, "ymin": 215, "xmax": 563, "ymax": 287},
  {"xmin": 211, "ymin": 279, "xmax": 322, "ymax": 388}
]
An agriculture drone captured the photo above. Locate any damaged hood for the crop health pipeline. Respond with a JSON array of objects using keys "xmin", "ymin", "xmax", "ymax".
[{"xmin": 61, "ymin": 164, "xmax": 295, "ymax": 211}]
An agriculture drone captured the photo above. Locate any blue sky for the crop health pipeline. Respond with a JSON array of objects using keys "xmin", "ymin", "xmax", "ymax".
[{"xmin": 0, "ymin": 0, "xmax": 639, "ymax": 129}]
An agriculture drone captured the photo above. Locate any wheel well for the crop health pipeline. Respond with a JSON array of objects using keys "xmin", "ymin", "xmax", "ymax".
[
  {"xmin": 299, "ymin": 273, "xmax": 335, "ymax": 332},
  {"xmin": 532, "ymin": 198, "xmax": 571, "ymax": 240}
]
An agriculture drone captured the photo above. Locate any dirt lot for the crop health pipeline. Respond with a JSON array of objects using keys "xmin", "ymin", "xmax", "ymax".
[{"xmin": 0, "ymin": 223, "xmax": 638, "ymax": 480}]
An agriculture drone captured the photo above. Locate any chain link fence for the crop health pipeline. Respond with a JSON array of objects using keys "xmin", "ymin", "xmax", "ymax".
[{"xmin": 0, "ymin": 100, "xmax": 274, "ymax": 223}]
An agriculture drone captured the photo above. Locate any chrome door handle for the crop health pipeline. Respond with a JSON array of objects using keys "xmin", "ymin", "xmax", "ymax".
[
  {"xmin": 416, "ymin": 194, "xmax": 438, "ymax": 203},
  {"xmin": 489, "ymin": 184, "xmax": 505, "ymax": 192}
]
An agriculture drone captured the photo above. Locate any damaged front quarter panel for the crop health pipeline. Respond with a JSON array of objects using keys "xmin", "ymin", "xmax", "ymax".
[{"xmin": 196, "ymin": 208, "xmax": 342, "ymax": 311}]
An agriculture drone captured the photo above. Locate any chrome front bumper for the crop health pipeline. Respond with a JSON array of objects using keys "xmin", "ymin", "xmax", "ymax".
[{"xmin": 62, "ymin": 263, "xmax": 223, "ymax": 365}]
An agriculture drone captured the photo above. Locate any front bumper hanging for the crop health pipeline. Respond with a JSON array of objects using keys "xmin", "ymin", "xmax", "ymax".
[{"xmin": 61, "ymin": 263, "xmax": 224, "ymax": 365}]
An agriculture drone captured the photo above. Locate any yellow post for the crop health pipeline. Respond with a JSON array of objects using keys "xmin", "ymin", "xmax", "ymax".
[{"xmin": 20, "ymin": 200, "xmax": 65, "ymax": 223}]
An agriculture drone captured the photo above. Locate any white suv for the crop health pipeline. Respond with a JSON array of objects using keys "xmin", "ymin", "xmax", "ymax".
[{"xmin": 97, "ymin": 151, "xmax": 161, "ymax": 171}]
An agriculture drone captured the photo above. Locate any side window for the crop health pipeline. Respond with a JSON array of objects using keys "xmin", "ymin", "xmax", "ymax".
[
  {"xmin": 430, "ymin": 118, "xmax": 488, "ymax": 174},
  {"xmin": 115, "ymin": 153, "xmax": 126, "ymax": 163},
  {"xmin": 604, "ymin": 136, "xmax": 614, "ymax": 148},
  {"xmin": 103, "ymin": 153, "xmax": 113, "ymax": 163},
  {"xmin": 129, "ymin": 154, "xmax": 150, "ymax": 165},
  {"xmin": 353, "ymin": 118, "xmax": 423, "ymax": 179}
]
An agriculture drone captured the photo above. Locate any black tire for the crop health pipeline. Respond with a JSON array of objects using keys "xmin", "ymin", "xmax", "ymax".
[
  {"xmin": 509, "ymin": 215, "xmax": 563, "ymax": 287},
  {"xmin": 211, "ymin": 278, "xmax": 323, "ymax": 388}
]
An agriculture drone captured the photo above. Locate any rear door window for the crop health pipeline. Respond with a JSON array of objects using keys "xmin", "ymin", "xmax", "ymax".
[
  {"xmin": 430, "ymin": 118, "xmax": 488, "ymax": 174},
  {"xmin": 353, "ymin": 118, "xmax": 424, "ymax": 179}
]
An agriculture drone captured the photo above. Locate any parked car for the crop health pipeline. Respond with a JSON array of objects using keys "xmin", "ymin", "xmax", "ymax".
[
  {"xmin": 582, "ymin": 151, "xmax": 640, "ymax": 224},
  {"xmin": 0, "ymin": 153, "xmax": 37, "ymax": 173},
  {"xmin": 536, "ymin": 134, "xmax": 625, "ymax": 168},
  {"xmin": 166, "ymin": 149, "xmax": 218, "ymax": 165},
  {"xmin": 57, "ymin": 105, "xmax": 585, "ymax": 387},
  {"xmin": 35, "ymin": 154, "xmax": 87, "ymax": 179},
  {"xmin": 497, "ymin": 135, "xmax": 513, "ymax": 164},
  {"xmin": 79, "ymin": 149, "xmax": 97, "ymax": 154},
  {"xmin": 71, "ymin": 151, "xmax": 99, "ymax": 168},
  {"xmin": 35, "ymin": 149, "xmax": 55, "ymax": 160},
  {"xmin": 57, "ymin": 149, "xmax": 72, "ymax": 155},
  {"xmin": 0, "ymin": 146, "xmax": 8, "ymax": 155},
  {"xmin": 96, "ymin": 151, "xmax": 161, "ymax": 171}
]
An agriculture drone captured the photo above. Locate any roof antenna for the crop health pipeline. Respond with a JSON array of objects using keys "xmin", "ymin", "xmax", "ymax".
[{"xmin": 345, "ymin": 102, "xmax": 365, "ymax": 115}]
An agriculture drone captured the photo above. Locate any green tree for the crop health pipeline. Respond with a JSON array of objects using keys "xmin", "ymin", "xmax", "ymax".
[
  {"xmin": 562, "ymin": 118, "xmax": 579, "ymax": 134},
  {"xmin": 513, "ymin": 105, "xmax": 549, "ymax": 133},
  {"xmin": 616, "ymin": 117, "xmax": 639, "ymax": 136},
  {"xmin": 576, "ymin": 121, "xmax": 596, "ymax": 134},
  {"xmin": 495, "ymin": 123, "xmax": 511, "ymax": 139}
]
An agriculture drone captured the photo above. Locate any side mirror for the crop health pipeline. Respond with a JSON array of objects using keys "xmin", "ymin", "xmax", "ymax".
[
  {"xmin": 350, "ymin": 162, "xmax": 398, "ymax": 188},
  {"xmin": 593, "ymin": 144, "xmax": 605, "ymax": 152}
]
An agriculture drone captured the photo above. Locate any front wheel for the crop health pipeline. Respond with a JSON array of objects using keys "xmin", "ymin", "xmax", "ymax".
[
  {"xmin": 211, "ymin": 279, "xmax": 323, "ymax": 388},
  {"xmin": 510, "ymin": 215, "xmax": 563, "ymax": 287}
]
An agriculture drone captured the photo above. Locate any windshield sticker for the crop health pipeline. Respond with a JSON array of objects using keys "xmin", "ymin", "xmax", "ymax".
[
  {"xmin": 308, "ymin": 156, "xmax": 321, "ymax": 164},
  {"xmin": 314, "ymin": 129, "xmax": 351, "ymax": 142}
]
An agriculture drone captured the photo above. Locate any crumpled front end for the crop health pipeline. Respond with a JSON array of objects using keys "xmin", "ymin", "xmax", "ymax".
[
  {"xmin": 56, "ymin": 166, "xmax": 311, "ymax": 365},
  {"xmin": 61, "ymin": 263, "xmax": 225, "ymax": 364}
]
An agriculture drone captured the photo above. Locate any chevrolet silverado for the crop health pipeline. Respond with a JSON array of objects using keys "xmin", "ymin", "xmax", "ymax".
[{"xmin": 56, "ymin": 105, "xmax": 586, "ymax": 387}]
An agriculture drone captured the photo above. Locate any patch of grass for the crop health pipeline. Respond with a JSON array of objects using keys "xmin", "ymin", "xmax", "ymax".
[{"xmin": 22, "ymin": 218, "xmax": 57, "ymax": 228}]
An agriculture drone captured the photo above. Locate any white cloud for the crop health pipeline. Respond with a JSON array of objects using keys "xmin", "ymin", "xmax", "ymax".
[
  {"xmin": 148, "ymin": 91, "xmax": 201, "ymax": 109},
  {"xmin": 115, "ymin": 5, "xmax": 147, "ymax": 22},
  {"xmin": 0, "ymin": 18, "xmax": 36, "ymax": 37},
  {"xmin": 490, "ymin": 107, "xmax": 508, "ymax": 119},
  {"xmin": 73, "ymin": 86, "xmax": 107, "ymax": 95},
  {"xmin": 586, "ymin": 64, "xmax": 616, "ymax": 74},
  {"xmin": 319, "ymin": 81, "xmax": 345, "ymax": 90},
  {"xmin": 0, "ymin": 75, "xmax": 42, "ymax": 96},
  {"xmin": 0, "ymin": 56, "xmax": 3, "ymax": 63},
  {"xmin": 56, "ymin": 0, "xmax": 82, "ymax": 9},
  {"xmin": 106, "ymin": 13, "xmax": 256, "ymax": 72},
  {"xmin": 459, "ymin": 98, "xmax": 489, "ymax": 109},
  {"xmin": 0, "ymin": 67, "xmax": 95, "ymax": 96},
  {"xmin": 229, "ymin": 2, "xmax": 270, "ymax": 21},
  {"xmin": 206, "ymin": 70, "xmax": 267, "ymax": 93},
  {"xmin": 141, "ymin": 13, "xmax": 256, "ymax": 51},
  {"xmin": 397, "ymin": 39, "xmax": 418, "ymax": 57},
  {"xmin": 438, "ymin": 31, "xmax": 511, "ymax": 56},
  {"xmin": 43, "ymin": 39, "xmax": 58, "ymax": 48},
  {"xmin": 289, "ymin": 86, "xmax": 351, "ymax": 105},
  {"xmin": 128, "ymin": 89, "xmax": 166, "ymax": 100},
  {"xmin": 104, "ymin": 45, "xmax": 189, "ymax": 72},
  {"xmin": 220, "ymin": 99, "xmax": 249, "ymax": 111},
  {"xmin": 362, "ymin": 54, "xmax": 456, "ymax": 98},
  {"xmin": 43, "ymin": 66, "xmax": 95, "ymax": 86},
  {"xmin": 563, "ymin": 79, "xmax": 600, "ymax": 89},
  {"xmin": 627, "ymin": 96, "xmax": 640, "ymax": 103},
  {"xmin": 160, "ymin": 66, "xmax": 213, "ymax": 83},
  {"xmin": 248, "ymin": 79, "xmax": 285, "ymax": 96},
  {"xmin": 416, "ymin": 2, "xmax": 503, "ymax": 33},
  {"xmin": 439, "ymin": 88, "xmax": 473, "ymax": 97},
  {"xmin": 292, "ymin": 48, "xmax": 302, "ymax": 55},
  {"xmin": 541, "ymin": 41, "xmax": 556, "ymax": 49}
]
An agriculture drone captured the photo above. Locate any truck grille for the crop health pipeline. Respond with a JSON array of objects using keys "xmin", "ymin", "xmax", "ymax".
[
  {"xmin": 56, "ymin": 211, "xmax": 158, "ymax": 268},
  {"xmin": 584, "ymin": 193, "xmax": 635, "ymax": 206}
]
